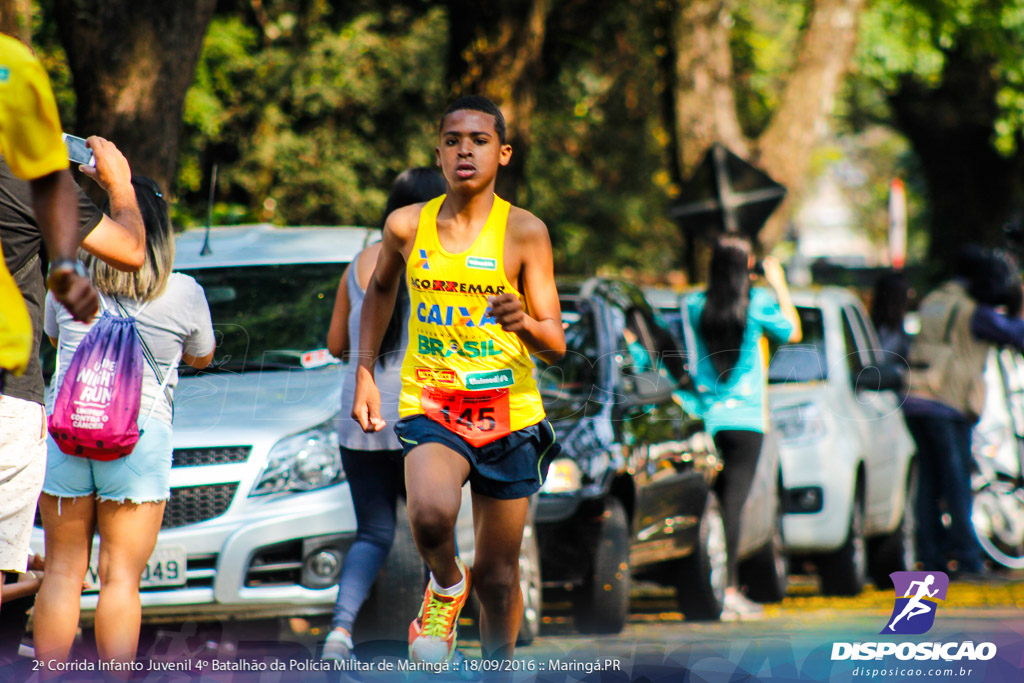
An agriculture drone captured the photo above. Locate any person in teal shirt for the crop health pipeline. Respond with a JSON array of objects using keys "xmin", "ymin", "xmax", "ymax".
[{"xmin": 680, "ymin": 234, "xmax": 801, "ymax": 621}]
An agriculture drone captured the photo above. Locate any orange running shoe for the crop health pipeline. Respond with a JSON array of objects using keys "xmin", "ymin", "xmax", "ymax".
[{"xmin": 408, "ymin": 559, "xmax": 471, "ymax": 664}]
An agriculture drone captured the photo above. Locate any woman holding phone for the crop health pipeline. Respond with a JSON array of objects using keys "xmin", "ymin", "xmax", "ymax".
[
  {"xmin": 683, "ymin": 234, "xmax": 801, "ymax": 621},
  {"xmin": 33, "ymin": 178, "xmax": 215, "ymax": 675}
]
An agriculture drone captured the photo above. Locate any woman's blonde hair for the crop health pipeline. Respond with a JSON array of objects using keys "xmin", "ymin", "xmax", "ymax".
[{"xmin": 86, "ymin": 176, "xmax": 175, "ymax": 302}]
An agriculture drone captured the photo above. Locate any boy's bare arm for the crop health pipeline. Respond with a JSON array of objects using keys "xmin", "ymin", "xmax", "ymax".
[{"xmin": 489, "ymin": 209, "xmax": 565, "ymax": 364}]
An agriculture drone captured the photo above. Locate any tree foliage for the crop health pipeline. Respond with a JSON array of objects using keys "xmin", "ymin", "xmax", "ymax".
[
  {"xmin": 25, "ymin": 0, "xmax": 1024, "ymax": 278},
  {"xmin": 172, "ymin": 0, "xmax": 680, "ymax": 275},
  {"xmin": 176, "ymin": 3, "xmax": 447, "ymax": 228},
  {"xmin": 853, "ymin": 0, "xmax": 1024, "ymax": 269}
]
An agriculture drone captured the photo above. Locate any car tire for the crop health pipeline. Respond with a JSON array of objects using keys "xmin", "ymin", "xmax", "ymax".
[
  {"xmin": 740, "ymin": 492, "xmax": 789, "ymax": 603},
  {"xmin": 674, "ymin": 491, "xmax": 727, "ymax": 621},
  {"xmin": 352, "ymin": 500, "xmax": 425, "ymax": 644},
  {"xmin": 818, "ymin": 487, "xmax": 868, "ymax": 597},
  {"xmin": 571, "ymin": 496, "xmax": 631, "ymax": 634},
  {"xmin": 516, "ymin": 520, "xmax": 543, "ymax": 645},
  {"xmin": 869, "ymin": 462, "xmax": 918, "ymax": 588}
]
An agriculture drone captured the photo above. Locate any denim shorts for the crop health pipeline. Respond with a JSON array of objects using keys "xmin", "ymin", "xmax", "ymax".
[
  {"xmin": 393, "ymin": 415, "xmax": 560, "ymax": 500},
  {"xmin": 42, "ymin": 418, "xmax": 173, "ymax": 504}
]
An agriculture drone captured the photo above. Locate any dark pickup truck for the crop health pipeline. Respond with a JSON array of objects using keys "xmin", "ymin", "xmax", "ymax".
[{"xmin": 534, "ymin": 278, "xmax": 727, "ymax": 632}]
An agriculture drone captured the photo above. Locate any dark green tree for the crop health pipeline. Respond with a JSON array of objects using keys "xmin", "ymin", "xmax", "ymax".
[
  {"xmin": 52, "ymin": 0, "xmax": 217, "ymax": 193},
  {"xmin": 854, "ymin": 0, "xmax": 1024, "ymax": 270},
  {"xmin": 175, "ymin": 2, "xmax": 447, "ymax": 228}
]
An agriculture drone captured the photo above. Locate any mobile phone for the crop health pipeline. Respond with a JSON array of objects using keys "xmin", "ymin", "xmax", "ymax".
[{"xmin": 61, "ymin": 133, "xmax": 96, "ymax": 168}]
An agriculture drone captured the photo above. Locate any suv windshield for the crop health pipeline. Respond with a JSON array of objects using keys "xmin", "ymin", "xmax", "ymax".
[
  {"xmin": 768, "ymin": 306, "xmax": 827, "ymax": 384},
  {"xmin": 180, "ymin": 263, "xmax": 344, "ymax": 373}
]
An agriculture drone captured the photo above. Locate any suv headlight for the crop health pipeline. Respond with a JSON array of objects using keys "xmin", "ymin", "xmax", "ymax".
[
  {"xmin": 250, "ymin": 417, "xmax": 344, "ymax": 496},
  {"xmin": 541, "ymin": 458, "xmax": 583, "ymax": 494},
  {"xmin": 771, "ymin": 402, "xmax": 827, "ymax": 444}
]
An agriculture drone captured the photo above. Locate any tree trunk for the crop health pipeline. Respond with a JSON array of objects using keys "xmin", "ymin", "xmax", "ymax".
[
  {"xmin": 755, "ymin": 0, "xmax": 866, "ymax": 247},
  {"xmin": 667, "ymin": 0, "xmax": 865, "ymax": 253},
  {"xmin": 53, "ymin": 0, "xmax": 217, "ymax": 197},
  {"xmin": 0, "ymin": 0, "xmax": 32, "ymax": 44},
  {"xmin": 667, "ymin": 0, "xmax": 748, "ymax": 177},
  {"xmin": 888, "ymin": 48, "xmax": 1024, "ymax": 273},
  {"xmin": 446, "ymin": 0, "xmax": 552, "ymax": 202}
]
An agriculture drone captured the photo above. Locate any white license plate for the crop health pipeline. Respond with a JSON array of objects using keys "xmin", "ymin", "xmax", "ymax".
[{"xmin": 84, "ymin": 545, "xmax": 187, "ymax": 592}]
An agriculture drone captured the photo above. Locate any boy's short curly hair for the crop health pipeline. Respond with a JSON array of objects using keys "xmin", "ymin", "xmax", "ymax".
[{"xmin": 439, "ymin": 95, "xmax": 506, "ymax": 144}]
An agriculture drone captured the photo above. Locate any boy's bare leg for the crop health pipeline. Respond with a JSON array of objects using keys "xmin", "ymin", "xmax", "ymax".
[
  {"xmin": 405, "ymin": 442, "xmax": 471, "ymax": 587},
  {"xmin": 470, "ymin": 492, "xmax": 529, "ymax": 660}
]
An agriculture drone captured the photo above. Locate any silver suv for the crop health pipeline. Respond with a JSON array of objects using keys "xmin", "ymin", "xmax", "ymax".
[{"xmin": 33, "ymin": 225, "xmax": 542, "ymax": 644}]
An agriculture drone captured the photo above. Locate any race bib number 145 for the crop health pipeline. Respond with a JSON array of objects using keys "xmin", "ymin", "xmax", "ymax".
[{"xmin": 420, "ymin": 386, "xmax": 511, "ymax": 447}]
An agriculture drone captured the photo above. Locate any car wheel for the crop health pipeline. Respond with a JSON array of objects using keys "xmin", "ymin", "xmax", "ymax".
[
  {"xmin": 571, "ymin": 496, "xmax": 631, "ymax": 634},
  {"xmin": 352, "ymin": 500, "xmax": 426, "ymax": 644},
  {"xmin": 516, "ymin": 520, "xmax": 543, "ymax": 645},
  {"xmin": 818, "ymin": 487, "xmax": 868, "ymax": 596},
  {"xmin": 740, "ymin": 492, "xmax": 789, "ymax": 603},
  {"xmin": 869, "ymin": 462, "xmax": 918, "ymax": 588},
  {"xmin": 674, "ymin": 491, "xmax": 727, "ymax": 621}
]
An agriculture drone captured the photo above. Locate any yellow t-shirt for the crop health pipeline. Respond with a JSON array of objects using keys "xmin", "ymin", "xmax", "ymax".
[
  {"xmin": 398, "ymin": 195, "xmax": 545, "ymax": 437},
  {"xmin": 0, "ymin": 35, "xmax": 69, "ymax": 375}
]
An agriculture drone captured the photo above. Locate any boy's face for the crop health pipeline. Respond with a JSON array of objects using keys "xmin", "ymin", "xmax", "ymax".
[{"xmin": 436, "ymin": 109, "xmax": 512, "ymax": 194}]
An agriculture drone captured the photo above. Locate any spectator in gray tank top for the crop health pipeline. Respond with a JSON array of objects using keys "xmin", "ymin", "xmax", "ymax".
[
  {"xmin": 34, "ymin": 177, "xmax": 216, "ymax": 672},
  {"xmin": 321, "ymin": 167, "xmax": 445, "ymax": 661}
]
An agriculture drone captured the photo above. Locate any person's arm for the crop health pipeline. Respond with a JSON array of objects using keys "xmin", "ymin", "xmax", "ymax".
[
  {"xmin": 182, "ymin": 349, "xmax": 215, "ymax": 369},
  {"xmin": 1, "ymin": 42, "xmax": 98, "ymax": 321},
  {"xmin": 352, "ymin": 206, "xmax": 417, "ymax": 432},
  {"xmin": 970, "ymin": 305, "xmax": 1024, "ymax": 350},
  {"xmin": 761, "ymin": 257, "xmax": 802, "ymax": 343},
  {"xmin": 77, "ymin": 136, "xmax": 145, "ymax": 271},
  {"xmin": 1, "ymin": 572, "xmax": 43, "ymax": 602},
  {"xmin": 32, "ymin": 170, "xmax": 98, "ymax": 322},
  {"xmin": 327, "ymin": 262, "xmax": 354, "ymax": 361},
  {"xmin": 487, "ymin": 210, "xmax": 565, "ymax": 364},
  {"xmin": 181, "ymin": 279, "xmax": 216, "ymax": 369}
]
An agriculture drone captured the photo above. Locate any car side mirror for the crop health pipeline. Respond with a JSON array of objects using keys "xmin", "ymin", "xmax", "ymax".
[{"xmin": 854, "ymin": 364, "xmax": 904, "ymax": 392}]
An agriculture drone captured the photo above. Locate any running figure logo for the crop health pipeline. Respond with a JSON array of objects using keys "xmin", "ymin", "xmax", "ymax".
[{"xmin": 882, "ymin": 571, "xmax": 949, "ymax": 635}]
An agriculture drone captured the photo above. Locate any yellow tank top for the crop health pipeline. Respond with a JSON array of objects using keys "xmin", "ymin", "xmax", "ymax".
[{"xmin": 398, "ymin": 195, "xmax": 545, "ymax": 435}]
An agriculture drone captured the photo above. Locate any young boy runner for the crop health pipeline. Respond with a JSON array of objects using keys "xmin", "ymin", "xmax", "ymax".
[{"xmin": 352, "ymin": 95, "xmax": 565, "ymax": 663}]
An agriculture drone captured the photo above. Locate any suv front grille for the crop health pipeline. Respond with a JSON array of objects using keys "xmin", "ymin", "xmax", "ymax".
[
  {"xmin": 245, "ymin": 541, "xmax": 303, "ymax": 587},
  {"xmin": 172, "ymin": 446, "xmax": 251, "ymax": 468},
  {"xmin": 161, "ymin": 483, "xmax": 238, "ymax": 529}
]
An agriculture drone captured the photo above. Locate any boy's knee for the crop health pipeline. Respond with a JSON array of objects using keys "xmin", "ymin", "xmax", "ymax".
[
  {"xmin": 472, "ymin": 565, "xmax": 519, "ymax": 606},
  {"xmin": 408, "ymin": 501, "xmax": 456, "ymax": 543}
]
